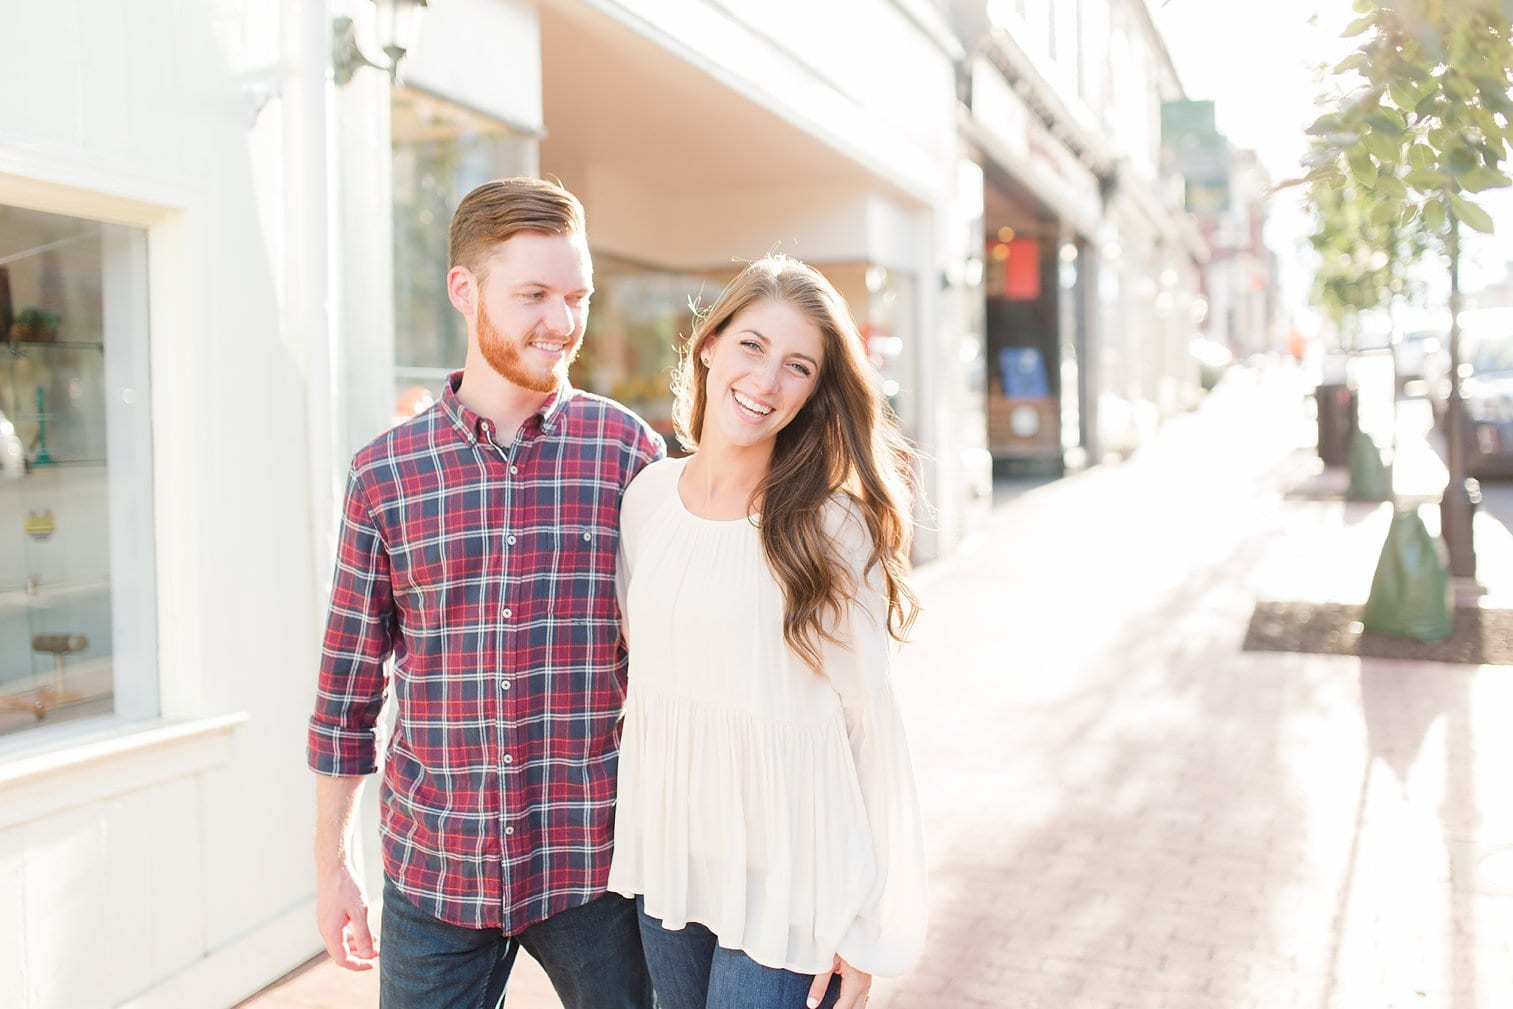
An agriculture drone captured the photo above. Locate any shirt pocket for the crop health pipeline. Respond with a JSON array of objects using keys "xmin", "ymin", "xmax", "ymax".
[{"xmin": 550, "ymin": 522, "xmax": 619, "ymax": 611}]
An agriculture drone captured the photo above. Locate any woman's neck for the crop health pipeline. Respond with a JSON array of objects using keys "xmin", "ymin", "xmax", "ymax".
[{"xmin": 682, "ymin": 439, "xmax": 772, "ymax": 520}]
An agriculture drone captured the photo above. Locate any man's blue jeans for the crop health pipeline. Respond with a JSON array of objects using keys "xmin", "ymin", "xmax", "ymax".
[
  {"xmin": 636, "ymin": 898, "xmax": 842, "ymax": 1009},
  {"xmin": 379, "ymin": 877, "xmax": 654, "ymax": 1009}
]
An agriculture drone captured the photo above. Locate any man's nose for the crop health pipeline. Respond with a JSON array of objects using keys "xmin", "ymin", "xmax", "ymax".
[{"xmin": 543, "ymin": 297, "xmax": 575, "ymax": 335}]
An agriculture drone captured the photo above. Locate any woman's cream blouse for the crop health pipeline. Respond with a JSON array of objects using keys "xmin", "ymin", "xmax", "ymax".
[{"xmin": 608, "ymin": 457, "xmax": 928, "ymax": 976}]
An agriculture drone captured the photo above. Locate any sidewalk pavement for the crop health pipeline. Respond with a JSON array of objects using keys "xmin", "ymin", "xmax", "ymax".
[{"xmin": 242, "ymin": 365, "xmax": 1513, "ymax": 1009}]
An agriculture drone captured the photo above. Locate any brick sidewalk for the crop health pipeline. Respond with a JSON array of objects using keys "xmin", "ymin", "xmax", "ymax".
[
  {"xmin": 244, "ymin": 367, "xmax": 1513, "ymax": 1008},
  {"xmin": 870, "ymin": 370, "xmax": 1513, "ymax": 1009}
]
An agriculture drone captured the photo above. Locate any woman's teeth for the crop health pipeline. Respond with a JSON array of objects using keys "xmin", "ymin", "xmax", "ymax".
[{"xmin": 733, "ymin": 391, "xmax": 772, "ymax": 417}]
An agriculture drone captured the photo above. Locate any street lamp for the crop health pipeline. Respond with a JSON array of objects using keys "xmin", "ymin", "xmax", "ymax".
[{"xmin": 333, "ymin": 0, "xmax": 429, "ymax": 86}]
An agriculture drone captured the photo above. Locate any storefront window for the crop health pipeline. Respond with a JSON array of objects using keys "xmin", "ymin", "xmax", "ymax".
[
  {"xmin": 391, "ymin": 87, "xmax": 532, "ymax": 420},
  {"xmin": 577, "ymin": 256, "xmax": 725, "ymax": 449},
  {"xmin": 822, "ymin": 264, "xmax": 919, "ymax": 441},
  {"xmin": 0, "ymin": 204, "xmax": 155, "ymax": 739},
  {"xmin": 576, "ymin": 259, "xmax": 914, "ymax": 451}
]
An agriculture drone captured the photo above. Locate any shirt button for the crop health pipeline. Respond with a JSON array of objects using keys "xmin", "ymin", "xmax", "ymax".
[
  {"xmin": 502, "ymin": 608, "xmax": 512, "ymax": 618},
  {"xmin": 505, "ymin": 826, "xmax": 515, "ymax": 836},
  {"xmin": 507, "ymin": 534, "xmax": 517, "ymax": 545},
  {"xmin": 582, "ymin": 531, "xmax": 592, "ymax": 541},
  {"xmin": 509, "ymin": 465, "xmax": 518, "ymax": 475},
  {"xmin": 500, "ymin": 679, "xmax": 511, "ymax": 691},
  {"xmin": 502, "ymin": 753, "xmax": 513, "ymax": 765}
]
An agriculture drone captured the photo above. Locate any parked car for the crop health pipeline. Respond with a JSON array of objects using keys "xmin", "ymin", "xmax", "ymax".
[
  {"xmin": 1425, "ymin": 308, "xmax": 1513, "ymax": 426},
  {"xmin": 1457, "ymin": 309, "xmax": 1513, "ymax": 478}
]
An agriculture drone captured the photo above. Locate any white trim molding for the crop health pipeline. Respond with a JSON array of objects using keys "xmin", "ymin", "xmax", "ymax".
[{"xmin": 0, "ymin": 713, "xmax": 246, "ymax": 830}]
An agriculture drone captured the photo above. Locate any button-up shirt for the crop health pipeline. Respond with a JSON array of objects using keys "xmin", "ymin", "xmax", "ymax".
[{"xmin": 308, "ymin": 372, "xmax": 664, "ymax": 932}]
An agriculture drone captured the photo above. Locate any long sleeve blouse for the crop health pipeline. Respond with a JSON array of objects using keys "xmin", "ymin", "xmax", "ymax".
[{"xmin": 608, "ymin": 456, "xmax": 927, "ymax": 976}]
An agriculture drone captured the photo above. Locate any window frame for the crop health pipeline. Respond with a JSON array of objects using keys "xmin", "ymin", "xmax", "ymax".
[{"xmin": 0, "ymin": 176, "xmax": 171, "ymax": 760}]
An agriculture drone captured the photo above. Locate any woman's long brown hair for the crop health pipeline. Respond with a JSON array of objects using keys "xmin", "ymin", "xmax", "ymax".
[{"xmin": 671, "ymin": 256, "xmax": 919, "ymax": 672}]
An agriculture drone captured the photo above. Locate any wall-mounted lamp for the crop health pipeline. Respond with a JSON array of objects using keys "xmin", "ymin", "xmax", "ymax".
[{"xmin": 333, "ymin": 0, "xmax": 429, "ymax": 86}]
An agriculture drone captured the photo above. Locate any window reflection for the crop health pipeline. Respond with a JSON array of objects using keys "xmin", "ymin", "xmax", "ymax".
[
  {"xmin": 0, "ymin": 205, "xmax": 153, "ymax": 737},
  {"xmin": 391, "ymin": 87, "xmax": 531, "ymax": 421}
]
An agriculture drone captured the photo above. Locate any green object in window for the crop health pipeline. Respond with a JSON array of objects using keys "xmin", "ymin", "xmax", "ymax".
[
  {"xmin": 1363, "ymin": 509, "xmax": 1452, "ymax": 641},
  {"xmin": 1346, "ymin": 430, "xmax": 1391, "ymax": 502}
]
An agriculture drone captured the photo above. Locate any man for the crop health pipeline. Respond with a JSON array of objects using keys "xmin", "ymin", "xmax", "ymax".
[{"xmin": 308, "ymin": 177, "xmax": 662, "ymax": 1009}]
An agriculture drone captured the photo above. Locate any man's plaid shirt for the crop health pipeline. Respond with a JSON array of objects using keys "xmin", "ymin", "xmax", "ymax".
[{"xmin": 308, "ymin": 372, "xmax": 664, "ymax": 932}]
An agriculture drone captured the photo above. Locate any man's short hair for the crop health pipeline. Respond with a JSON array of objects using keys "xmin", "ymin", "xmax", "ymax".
[{"xmin": 448, "ymin": 177, "xmax": 587, "ymax": 278}]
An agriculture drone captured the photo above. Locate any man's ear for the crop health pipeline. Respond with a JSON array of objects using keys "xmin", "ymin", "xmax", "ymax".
[{"xmin": 447, "ymin": 266, "xmax": 475, "ymax": 315}]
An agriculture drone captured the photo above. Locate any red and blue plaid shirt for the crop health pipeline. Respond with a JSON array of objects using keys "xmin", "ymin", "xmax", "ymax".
[{"xmin": 308, "ymin": 372, "xmax": 664, "ymax": 932}]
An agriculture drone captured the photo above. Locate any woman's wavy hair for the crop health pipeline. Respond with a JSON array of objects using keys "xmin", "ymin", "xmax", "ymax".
[{"xmin": 671, "ymin": 256, "xmax": 919, "ymax": 672}]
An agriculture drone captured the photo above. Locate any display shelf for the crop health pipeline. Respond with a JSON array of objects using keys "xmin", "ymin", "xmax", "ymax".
[
  {"xmin": 0, "ymin": 579, "xmax": 111, "ymax": 615},
  {"xmin": 16, "ymin": 458, "xmax": 108, "ymax": 470},
  {"xmin": 4, "ymin": 340, "xmax": 104, "ymax": 354}
]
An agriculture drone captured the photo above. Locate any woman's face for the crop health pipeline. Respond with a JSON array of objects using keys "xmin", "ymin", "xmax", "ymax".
[{"xmin": 699, "ymin": 298, "xmax": 825, "ymax": 453}]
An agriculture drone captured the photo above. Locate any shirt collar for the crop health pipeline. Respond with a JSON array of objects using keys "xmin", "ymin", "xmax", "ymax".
[{"xmin": 440, "ymin": 371, "xmax": 574, "ymax": 445}]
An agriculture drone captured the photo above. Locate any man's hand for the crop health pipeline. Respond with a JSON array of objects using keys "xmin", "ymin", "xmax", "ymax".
[
  {"xmin": 807, "ymin": 955, "xmax": 871, "ymax": 1009},
  {"xmin": 314, "ymin": 774, "xmax": 377, "ymax": 971},
  {"xmin": 316, "ymin": 861, "xmax": 378, "ymax": 971}
]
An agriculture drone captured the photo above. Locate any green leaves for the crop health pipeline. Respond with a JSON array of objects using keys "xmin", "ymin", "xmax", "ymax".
[
  {"xmin": 1457, "ymin": 163, "xmax": 1512, "ymax": 192},
  {"xmin": 1405, "ymin": 166, "xmax": 1450, "ymax": 191},
  {"xmin": 1306, "ymin": 113, "xmax": 1346, "ymax": 137},
  {"xmin": 1350, "ymin": 147, "xmax": 1380, "ymax": 187},
  {"xmin": 1300, "ymin": 7, "xmax": 1511, "ymax": 238},
  {"xmin": 1365, "ymin": 128, "xmax": 1403, "ymax": 161},
  {"xmin": 1448, "ymin": 191, "xmax": 1496, "ymax": 232},
  {"xmin": 1299, "ymin": 2, "xmax": 1511, "ymax": 326},
  {"xmin": 1389, "ymin": 79, "xmax": 1421, "ymax": 113},
  {"xmin": 1334, "ymin": 50, "xmax": 1369, "ymax": 74},
  {"xmin": 1344, "ymin": 14, "xmax": 1378, "ymax": 37},
  {"xmin": 1374, "ymin": 174, "xmax": 1409, "ymax": 199},
  {"xmin": 1424, "ymin": 196, "xmax": 1447, "ymax": 233}
]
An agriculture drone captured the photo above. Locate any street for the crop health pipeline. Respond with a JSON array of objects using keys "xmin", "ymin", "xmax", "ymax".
[{"xmin": 246, "ymin": 365, "xmax": 1513, "ymax": 1009}]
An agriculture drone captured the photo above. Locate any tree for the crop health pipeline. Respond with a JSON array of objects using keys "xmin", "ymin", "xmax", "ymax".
[
  {"xmin": 1290, "ymin": 0, "xmax": 1513, "ymax": 578},
  {"xmin": 1303, "ymin": 140, "xmax": 1426, "ymax": 342}
]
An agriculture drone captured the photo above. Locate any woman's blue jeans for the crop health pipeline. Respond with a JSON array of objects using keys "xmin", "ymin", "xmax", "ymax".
[
  {"xmin": 378, "ymin": 877, "xmax": 654, "ymax": 1009},
  {"xmin": 636, "ymin": 898, "xmax": 842, "ymax": 1009}
]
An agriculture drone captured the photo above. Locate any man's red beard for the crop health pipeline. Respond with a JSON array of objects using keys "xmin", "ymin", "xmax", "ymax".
[{"xmin": 477, "ymin": 298, "xmax": 580, "ymax": 394}]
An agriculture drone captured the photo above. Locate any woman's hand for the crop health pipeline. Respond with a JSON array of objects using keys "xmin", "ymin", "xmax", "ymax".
[{"xmin": 806, "ymin": 954, "xmax": 872, "ymax": 1009}]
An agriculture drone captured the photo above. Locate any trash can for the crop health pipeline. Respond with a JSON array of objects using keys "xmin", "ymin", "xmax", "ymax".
[{"xmin": 1315, "ymin": 383, "xmax": 1357, "ymax": 466}]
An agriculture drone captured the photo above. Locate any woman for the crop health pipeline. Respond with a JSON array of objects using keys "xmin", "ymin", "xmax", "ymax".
[{"xmin": 609, "ymin": 256, "xmax": 927, "ymax": 1009}]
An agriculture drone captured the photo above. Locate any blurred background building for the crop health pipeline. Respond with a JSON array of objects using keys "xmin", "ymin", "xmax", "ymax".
[
  {"xmin": 1162, "ymin": 98, "xmax": 1279, "ymax": 361},
  {"xmin": 952, "ymin": 0, "xmax": 1208, "ymax": 472},
  {"xmin": 0, "ymin": 2, "xmax": 1235, "ymax": 1007}
]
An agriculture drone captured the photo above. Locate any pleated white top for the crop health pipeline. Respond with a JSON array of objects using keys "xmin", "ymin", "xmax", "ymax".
[{"xmin": 608, "ymin": 456, "xmax": 928, "ymax": 977}]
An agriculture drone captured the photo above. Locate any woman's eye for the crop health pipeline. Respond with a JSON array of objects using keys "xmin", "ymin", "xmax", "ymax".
[
  {"xmin": 789, "ymin": 362, "xmax": 812, "ymax": 377},
  {"xmin": 740, "ymin": 340, "xmax": 761, "ymax": 352}
]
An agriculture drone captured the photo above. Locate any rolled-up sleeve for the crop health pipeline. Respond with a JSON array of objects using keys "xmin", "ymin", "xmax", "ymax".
[{"xmin": 307, "ymin": 465, "xmax": 394, "ymax": 776}]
